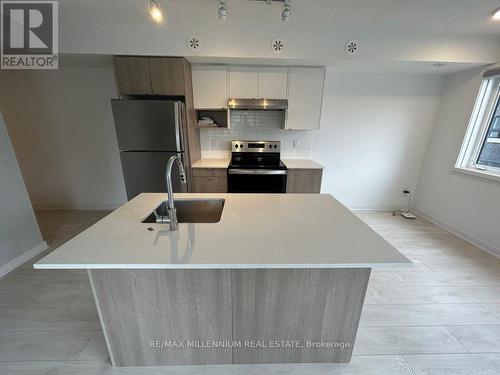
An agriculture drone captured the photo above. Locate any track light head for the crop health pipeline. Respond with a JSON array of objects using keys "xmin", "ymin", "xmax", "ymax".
[
  {"xmin": 150, "ymin": 0, "xmax": 163, "ymax": 23},
  {"xmin": 218, "ymin": 0, "xmax": 227, "ymax": 20},
  {"xmin": 282, "ymin": 1, "xmax": 291, "ymax": 22}
]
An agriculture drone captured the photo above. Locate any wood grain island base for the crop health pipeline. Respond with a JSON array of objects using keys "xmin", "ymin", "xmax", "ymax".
[
  {"xmin": 88, "ymin": 268, "xmax": 370, "ymax": 366},
  {"xmin": 36, "ymin": 194, "xmax": 410, "ymax": 367}
]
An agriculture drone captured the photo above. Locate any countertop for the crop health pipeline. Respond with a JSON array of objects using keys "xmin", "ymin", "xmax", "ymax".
[
  {"xmin": 34, "ymin": 193, "xmax": 411, "ymax": 270},
  {"xmin": 282, "ymin": 159, "xmax": 323, "ymax": 169},
  {"xmin": 191, "ymin": 158, "xmax": 323, "ymax": 169},
  {"xmin": 191, "ymin": 158, "xmax": 230, "ymax": 169}
]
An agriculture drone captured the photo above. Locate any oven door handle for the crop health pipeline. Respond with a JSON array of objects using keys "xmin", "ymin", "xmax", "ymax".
[{"xmin": 228, "ymin": 169, "xmax": 288, "ymax": 175}]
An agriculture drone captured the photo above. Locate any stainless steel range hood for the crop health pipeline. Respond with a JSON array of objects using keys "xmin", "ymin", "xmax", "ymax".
[{"xmin": 228, "ymin": 98, "xmax": 288, "ymax": 110}]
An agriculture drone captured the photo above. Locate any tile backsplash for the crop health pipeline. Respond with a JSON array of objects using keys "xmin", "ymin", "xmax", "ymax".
[{"xmin": 200, "ymin": 110, "xmax": 314, "ymax": 158}]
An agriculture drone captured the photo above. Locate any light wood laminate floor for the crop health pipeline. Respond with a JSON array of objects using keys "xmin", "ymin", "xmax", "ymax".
[{"xmin": 1, "ymin": 209, "xmax": 500, "ymax": 374}]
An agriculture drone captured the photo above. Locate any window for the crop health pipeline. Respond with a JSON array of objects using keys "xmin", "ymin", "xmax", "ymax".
[
  {"xmin": 455, "ymin": 69, "xmax": 500, "ymax": 180},
  {"xmin": 477, "ymin": 100, "xmax": 500, "ymax": 168}
]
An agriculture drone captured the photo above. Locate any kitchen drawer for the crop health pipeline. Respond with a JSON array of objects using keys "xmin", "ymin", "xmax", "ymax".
[
  {"xmin": 192, "ymin": 169, "xmax": 227, "ymax": 193},
  {"xmin": 192, "ymin": 168, "xmax": 227, "ymax": 177}
]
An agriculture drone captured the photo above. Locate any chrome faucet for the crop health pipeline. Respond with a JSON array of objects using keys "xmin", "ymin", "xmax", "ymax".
[{"xmin": 155, "ymin": 155, "xmax": 187, "ymax": 231}]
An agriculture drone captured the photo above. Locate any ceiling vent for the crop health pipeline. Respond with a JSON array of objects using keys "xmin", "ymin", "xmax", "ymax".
[
  {"xmin": 271, "ymin": 38, "xmax": 285, "ymax": 54},
  {"xmin": 345, "ymin": 40, "xmax": 359, "ymax": 56},
  {"xmin": 187, "ymin": 36, "xmax": 201, "ymax": 52}
]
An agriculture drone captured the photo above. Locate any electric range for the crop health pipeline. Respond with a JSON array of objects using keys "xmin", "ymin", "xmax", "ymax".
[{"xmin": 227, "ymin": 140, "xmax": 287, "ymax": 193}]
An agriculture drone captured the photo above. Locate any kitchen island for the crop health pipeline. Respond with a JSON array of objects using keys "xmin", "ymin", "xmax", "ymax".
[{"xmin": 34, "ymin": 193, "xmax": 411, "ymax": 367}]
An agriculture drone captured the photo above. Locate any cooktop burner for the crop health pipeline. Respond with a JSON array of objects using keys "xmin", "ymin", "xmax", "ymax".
[{"xmin": 229, "ymin": 161, "xmax": 287, "ymax": 169}]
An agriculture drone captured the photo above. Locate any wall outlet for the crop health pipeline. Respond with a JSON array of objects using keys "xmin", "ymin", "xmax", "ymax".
[
  {"xmin": 292, "ymin": 139, "xmax": 299, "ymax": 149},
  {"xmin": 211, "ymin": 139, "xmax": 217, "ymax": 149}
]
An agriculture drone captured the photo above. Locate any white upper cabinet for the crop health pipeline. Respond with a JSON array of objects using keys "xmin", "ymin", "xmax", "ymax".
[
  {"xmin": 286, "ymin": 67, "xmax": 325, "ymax": 130},
  {"xmin": 192, "ymin": 65, "xmax": 228, "ymax": 109},
  {"xmin": 258, "ymin": 67, "xmax": 288, "ymax": 99},
  {"xmin": 229, "ymin": 66, "xmax": 259, "ymax": 98},
  {"xmin": 192, "ymin": 64, "xmax": 325, "ymax": 129}
]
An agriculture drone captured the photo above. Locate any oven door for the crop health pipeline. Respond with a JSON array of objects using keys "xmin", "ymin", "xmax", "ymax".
[{"xmin": 228, "ymin": 169, "xmax": 287, "ymax": 193}]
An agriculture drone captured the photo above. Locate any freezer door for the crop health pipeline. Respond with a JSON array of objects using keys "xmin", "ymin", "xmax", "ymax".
[
  {"xmin": 111, "ymin": 100, "xmax": 184, "ymax": 152},
  {"xmin": 120, "ymin": 151, "xmax": 187, "ymax": 200}
]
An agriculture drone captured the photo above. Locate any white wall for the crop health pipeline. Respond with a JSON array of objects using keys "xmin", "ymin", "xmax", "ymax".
[
  {"xmin": 415, "ymin": 68, "xmax": 500, "ymax": 254},
  {"xmin": 313, "ymin": 69, "xmax": 445, "ymax": 209},
  {"xmin": 0, "ymin": 111, "xmax": 45, "ymax": 275},
  {"xmin": 0, "ymin": 62, "xmax": 127, "ymax": 209}
]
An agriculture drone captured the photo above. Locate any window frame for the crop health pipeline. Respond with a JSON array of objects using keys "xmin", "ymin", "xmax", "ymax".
[{"xmin": 454, "ymin": 74, "xmax": 500, "ymax": 182}]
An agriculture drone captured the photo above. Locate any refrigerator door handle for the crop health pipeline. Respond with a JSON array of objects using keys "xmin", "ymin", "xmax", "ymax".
[
  {"xmin": 179, "ymin": 102, "xmax": 187, "ymax": 152},
  {"xmin": 174, "ymin": 102, "xmax": 183, "ymax": 152}
]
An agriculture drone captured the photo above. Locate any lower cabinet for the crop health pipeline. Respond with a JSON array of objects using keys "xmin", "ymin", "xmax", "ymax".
[
  {"xmin": 192, "ymin": 167, "xmax": 322, "ymax": 193},
  {"xmin": 286, "ymin": 169, "xmax": 323, "ymax": 193},
  {"xmin": 192, "ymin": 168, "xmax": 227, "ymax": 193}
]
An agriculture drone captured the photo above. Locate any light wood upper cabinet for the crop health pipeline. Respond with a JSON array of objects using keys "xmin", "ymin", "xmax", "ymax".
[
  {"xmin": 286, "ymin": 67, "xmax": 325, "ymax": 130},
  {"xmin": 114, "ymin": 56, "xmax": 188, "ymax": 96},
  {"xmin": 192, "ymin": 65, "xmax": 228, "ymax": 109},
  {"xmin": 229, "ymin": 66, "xmax": 259, "ymax": 99},
  {"xmin": 258, "ymin": 67, "xmax": 288, "ymax": 99},
  {"xmin": 149, "ymin": 57, "xmax": 186, "ymax": 96},
  {"xmin": 114, "ymin": 56, "xmax": 152, "ymax": 95}
]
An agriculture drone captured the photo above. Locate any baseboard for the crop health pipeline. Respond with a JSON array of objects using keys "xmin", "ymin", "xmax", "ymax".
[
  {"xmin": 0, "ymin": 241, "xmax": 49, "ymax": 278},
  {"xmin": 414, "ymin": 209, "xmax": 500, "ymax": 259},
  {"xmin": 349, "ymin": 206, "xmax": 400, "ymax": 212}
]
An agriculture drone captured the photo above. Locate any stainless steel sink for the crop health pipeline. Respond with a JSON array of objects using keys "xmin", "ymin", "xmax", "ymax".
[{"xmin": 142, "ymin": 199, "xmax": 225, "ymax": 224}]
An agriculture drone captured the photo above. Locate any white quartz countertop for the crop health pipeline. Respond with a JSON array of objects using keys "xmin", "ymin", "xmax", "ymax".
[
  {"xmin": 191, "ymin": 158, "xmax": 323, "ymax": 169},
  {"xmin": 282, "ymin": 159, "xmax": 323, "ymax": 169},
  {"xmin": 191, "ymin": 158, "xmax": 230, "ymax": 169},
  {"xmin": 34, "ymin": 193, "xmax": 411, "ymax": 270}
]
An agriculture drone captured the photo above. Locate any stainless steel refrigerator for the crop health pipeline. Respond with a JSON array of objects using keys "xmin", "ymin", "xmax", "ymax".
[{"xmin": 111, "ymin": 99, "xmax": 188, "ymax": 200}]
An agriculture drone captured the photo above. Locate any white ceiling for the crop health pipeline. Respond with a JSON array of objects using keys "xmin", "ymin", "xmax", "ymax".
[
  {"xmin": 59, "ymin": 0, "xmax": 500, "ymax": 71},
  {"xmin": 282, "ymin": 0, "xmax": 500, "ymax": 36}
]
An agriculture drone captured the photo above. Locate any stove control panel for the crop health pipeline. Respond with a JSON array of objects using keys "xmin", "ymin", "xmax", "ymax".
[{"xmin": 232, "ymin": 140, "xmax": 281, "ymax": 153}]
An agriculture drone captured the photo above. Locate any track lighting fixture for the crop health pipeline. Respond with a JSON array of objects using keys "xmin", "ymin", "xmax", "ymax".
[
  {"xmin": 218, "ymin": 0, "xmax": 227, "ymax": 20},
  {"xmin": 215, "ymin": 0, "xmax": 291, "ymax": 22},
  {"xmin": 282, "ymin": 0, "xmax": 291, "ymax": 22},
  {"xmin": 149, "ymin": 0, "xmax": 163, "ymax": 23}
]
